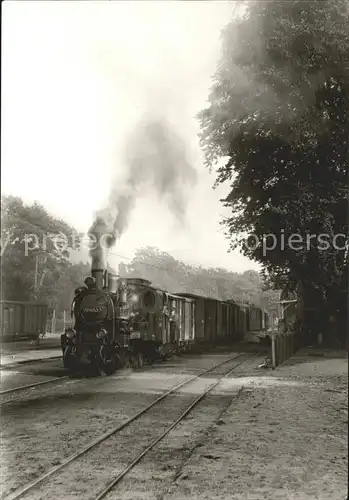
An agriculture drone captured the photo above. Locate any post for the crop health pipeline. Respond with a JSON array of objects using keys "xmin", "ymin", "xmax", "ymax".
[
  {"xmin": 63, "ymin": 310, "xmax": 66, "ymax": 332},
  {"xmin": 51, "ymin": 309, "xmax": 56, "ymax": 335},
  {"xmin": 271, "ymin": 332, "xmax": 276, "ymax": 369},
  {"xmin": 34, "ymin": 255, "xmax": 38, "ymax": 292},
  {"xmin": 39, "ymin": 269, "xmax": 47, "ymax": 288},
  {"xmin": 287, "ymin": 333, "xmax": 290, "ymax": 359}
]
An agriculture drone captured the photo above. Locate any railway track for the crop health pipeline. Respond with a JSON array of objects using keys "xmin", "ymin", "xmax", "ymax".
[
  {"xmin": 0, "ymin": 375, "xmax": 71, "ymax": 400},
  {"xmin": 0, "ymin": 355, "xmax": 62, "ymax": 369},
  {"xmin": 4, "ymin": 352, "xmax": 254, "ymax": 500},
  {"xmin": 0, "ymin": 366, "xmax": 134, "ymax": 405}
]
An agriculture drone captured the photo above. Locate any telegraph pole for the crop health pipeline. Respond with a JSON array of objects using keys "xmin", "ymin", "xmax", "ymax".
[
  {"xmin": 34, "ymin": 254, "xmax": 39, "ymax": 293},
  {"xmin": 34, "ymin": 253, "xmax": 48, "ymax": 294}
]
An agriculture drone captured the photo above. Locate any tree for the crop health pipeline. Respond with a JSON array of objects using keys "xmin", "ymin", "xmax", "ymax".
[
  {"xmin": 1, "ymin": 195, "xmax": 89, "ymax": 309},
  {"xmin": 198, "ymin": 0, "xmax": 349, "ymax": 343},
  {"xmin": 124, "ymin": 247, "xmax": 188, "ymax": 292},
  {"xmin": 122, "ymin": 246, "xmax": 280, "ymax": 313}
]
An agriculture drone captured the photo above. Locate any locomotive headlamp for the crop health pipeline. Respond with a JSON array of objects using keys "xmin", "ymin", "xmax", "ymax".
[
  {"xmin": 96, "ymin": 329, "xmax": 107, "ymax": 339},
  {"xmin": 131, "ymin": 294, "xmax": 139, "ymax": 303},
  {"xmin": 65, "ymin": 328, "xmax": 76, "ymax": 339}
]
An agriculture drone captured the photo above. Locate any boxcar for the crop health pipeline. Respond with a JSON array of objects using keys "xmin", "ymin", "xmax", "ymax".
[
  {"xmin": 249, "ymin": 305, "xmax": 263, "ymax": 332},
  {"xmin": 263, "ymin": 311, "xmax": 269, "ymax": 330},
  {"xmin": 238, "ymin": 304, "xmax": 249, "ymax": 338},
  {"xmin": 176, "ymin": 294, "xmax": 239, "ymax": 346},
  {"xmin": 0, "ymin": 301, "xmax": 48, "ymax": 342},
  {"xmin": 175, "ymin": 293, "xmax": 208, "ymax": 344},
  {"xmin": 204, "ymin": 298, "xmax": 218, "ymax": 342},
  {"xmin": 227, "ymin": 301, "xmax": 244, "ymax": 342},
  {"xmin": 216, "ymin": 301, "xmax": 224, "ymax": 342}
]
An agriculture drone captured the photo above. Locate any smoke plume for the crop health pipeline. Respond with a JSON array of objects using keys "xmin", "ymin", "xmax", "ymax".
[{"xmin": 89, "ymin": 116, "xmax": 197, "ymax": 270}]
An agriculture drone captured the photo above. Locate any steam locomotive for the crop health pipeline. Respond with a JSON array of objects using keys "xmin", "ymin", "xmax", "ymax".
[
  {"xmin": 61, "ymin": 269, "xmax": 129, "ymax": 374},
  {"xmin": 61, "ymin": 266, "xmax": 268, "ymax": 375}
]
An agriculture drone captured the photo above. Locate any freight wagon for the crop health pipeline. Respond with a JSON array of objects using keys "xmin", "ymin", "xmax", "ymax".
[
  {"xmin": 0, "ymin": 300, "xmax": 48, "ymax": 342},
  {"xmin": 175, "ymin": 294, "xmax": 245, "ymax": 346}
]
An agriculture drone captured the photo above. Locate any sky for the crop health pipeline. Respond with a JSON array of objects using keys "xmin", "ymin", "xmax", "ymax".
[{"xmin": 2, "ymin": 0, "xmax": 260, "ymax": 273}]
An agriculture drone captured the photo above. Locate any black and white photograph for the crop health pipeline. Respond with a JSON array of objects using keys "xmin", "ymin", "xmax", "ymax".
[{"xmin": 1, "ymin": 1, "xmax": 348, "ymax": 499}]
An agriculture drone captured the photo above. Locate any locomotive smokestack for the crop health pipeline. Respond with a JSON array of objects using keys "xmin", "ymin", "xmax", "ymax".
[
  {"xmin": 89, "ymin": 214, "xmax": 114, "ymax": 291},
  {"xmin": 91, "ymin": 269, "xmax": 104, "ymax": 291}
]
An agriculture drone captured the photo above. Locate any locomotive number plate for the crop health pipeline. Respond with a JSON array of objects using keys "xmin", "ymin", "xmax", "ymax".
[{"xmin": 130, "ymin": 331, "xmax": 141, "ymax": 339}]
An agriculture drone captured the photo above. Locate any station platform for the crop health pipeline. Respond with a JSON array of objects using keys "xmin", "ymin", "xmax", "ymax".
[{"xmin": 1, "ymin": 336, "xmax": 61, "ymax": 367}]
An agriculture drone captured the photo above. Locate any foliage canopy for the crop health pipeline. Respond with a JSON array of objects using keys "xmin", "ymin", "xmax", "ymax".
[
  {"xmin": 198, "ymin": 0, "xmax": 348, "ymax": 330},
  {"xmin": 1, "ymin": 195, "xmax": 90, "ymax": 310},
  {"xmin": 120, "ymin": 246, "xmax": 280, "ymax": 317}
]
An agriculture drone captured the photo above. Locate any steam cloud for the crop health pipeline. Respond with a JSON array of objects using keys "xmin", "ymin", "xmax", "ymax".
[{"xmin": 89, "ymin": 116, "xmax": 197, "ymax": 270}]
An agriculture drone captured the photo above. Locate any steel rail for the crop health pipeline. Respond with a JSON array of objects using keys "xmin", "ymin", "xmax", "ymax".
[
  {"xmin": 5, "ymin": 354, "xmax": 244, "ymax": 500},
  {"xmin": 94, "ymin": 358, "xmax": 247, "ymax": 500},
  {"xmin": 0, "ymin": 375, "xmax": 70, "ymax": 396},
  {"xmin": 0, "ymin": 365, "xmax": 136, "ymax": 404},
  {"xmin": 0, "ymin": 356, "xmax": 62, "ymax": 369}
]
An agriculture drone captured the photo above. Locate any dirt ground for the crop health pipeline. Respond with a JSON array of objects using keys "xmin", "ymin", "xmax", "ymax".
[
  {"xmin": 1, "ymin": 349, "xmax": 347, "ymax": 500},
  {"xmin": 152, "ymin": 355, "xmax": 348, "ymax": 500},
  {"xmin": 0, "ymin": 352, "xmax": 244, "ymax": 497},
  {"xmin": 91, "ymin": 353, "xmax": 347, "ymax": 500}
]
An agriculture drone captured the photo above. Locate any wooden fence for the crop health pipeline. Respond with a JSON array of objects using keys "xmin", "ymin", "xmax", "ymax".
[
  {"xmin": 45, "ymin": 310, "xmax": 73, "ymax": 336},
  {"xmin": 270, "ymin": 330, "xmax": 299, "ymax": 369}
]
